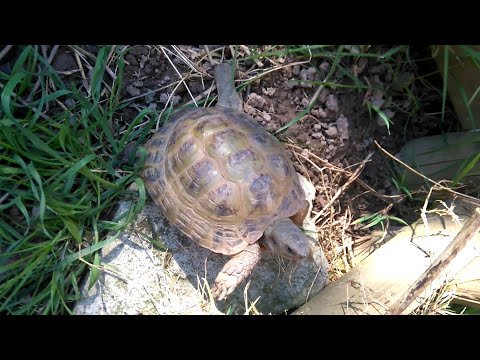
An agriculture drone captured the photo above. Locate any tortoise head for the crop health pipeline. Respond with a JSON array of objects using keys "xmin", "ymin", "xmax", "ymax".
[
  {"xmin": 213, "ymin": 62, "xmax": 243, "ymax": 112},
  {"xmin": 263, "ymin": 218, "xmax": 310, "ymax": 261}
]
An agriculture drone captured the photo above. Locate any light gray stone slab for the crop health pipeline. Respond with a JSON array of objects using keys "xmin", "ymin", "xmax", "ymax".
[{"xmin": 74, "ymin": 174, "xmax": 328, "ymax": 315}]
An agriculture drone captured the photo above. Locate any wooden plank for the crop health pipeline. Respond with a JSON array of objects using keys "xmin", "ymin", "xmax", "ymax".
[
  {"xmin": 397, "ymin": 131, "xmax": 480, "ymax": 187},
  {"xmin": 432, "ymin": 45, "xmax": 480, "ymax": 130},
  {"xmin": 293, "ymin": 201, "xmax": 480, "ymax": 315},
  {"xmin": 388, "ymin": 207, "xmax": 480, "ymax": 314},
  {"xmin": 452, "ymin": 257, "xmax": 480, "ymax": 307}
]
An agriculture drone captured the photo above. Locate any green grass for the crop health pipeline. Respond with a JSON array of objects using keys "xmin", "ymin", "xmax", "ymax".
[
  {"xmin": 1, "ymin": 44, "xmax": 479, "ymax": 314},
  {"xmin": 0, "ymin": 45, "xmax": 151, "ymax": 314}
]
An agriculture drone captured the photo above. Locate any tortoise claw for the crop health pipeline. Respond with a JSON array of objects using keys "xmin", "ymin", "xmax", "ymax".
[{"xmin": 211, "ymin": 271, "xmax": 240, "ymax": 300}]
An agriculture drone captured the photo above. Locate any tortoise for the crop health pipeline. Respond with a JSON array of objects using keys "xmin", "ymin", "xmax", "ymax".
[{"xmin": 140, "ymin": 62, "xmax": 312, "ymax": 300}]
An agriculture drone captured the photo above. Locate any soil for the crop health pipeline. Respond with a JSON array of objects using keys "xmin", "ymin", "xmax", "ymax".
[{"xmin": 48, "ymin": 45, "xmax": 461, "ymax": 278}]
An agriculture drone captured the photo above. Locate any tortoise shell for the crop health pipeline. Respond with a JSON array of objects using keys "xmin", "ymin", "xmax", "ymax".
[{"xmin": 140, "ymin": 107, "xmax": 305, "ymax": 256}]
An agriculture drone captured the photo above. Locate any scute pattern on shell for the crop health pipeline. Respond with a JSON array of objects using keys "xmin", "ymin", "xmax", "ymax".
[{"xmin": 141, "ymin": 107, "xmax": 305, "ymax": 256}]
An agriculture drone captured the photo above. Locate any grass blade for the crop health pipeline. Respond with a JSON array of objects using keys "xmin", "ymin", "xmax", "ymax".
[{"xmin": 1, "ymin": 72, "xmax": 26, "ymax": 121}]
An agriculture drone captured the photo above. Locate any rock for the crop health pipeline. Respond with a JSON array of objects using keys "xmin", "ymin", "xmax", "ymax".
[
  {"xmin": 243, "ymin": 103, "xmax": 256, "ymax": 115},
  {"xmin": 126, "ymin": 84, "xmax": 140, "ymax": 97},
  {"xmin": 371, "ymin": 89, "xmax": 384, "ymax": 108},
  {"xmin": 299, "ymin": 67, "xmax": 317, "ymax": 88},
  {"xmin": 262, "ymin": 87, "xmax": 276, "ymax": 96},
  {"xmin": 336, "ymin": 114, "xmax": 349, "ymax": 141},
  {"xmin": 285, "ymin": 80, "xmax": 297, "ymax": 90},
  {"xmin": 319, "ymin": 61, "xmax": 330, "ymax": 73},
  {"xmin": 247, "ymin": 93, "xmax": 267, "ymax": 109},
  {"xmin": 311, "ymin": 107, "xmax": 327, "ymax": 118},
  {"xmin": 159, "ymin": 94, "xmax": 181, "ymax": 106},
  {"xmin": 145, "ymin": 89, "xmax": 155, "ymax": 104},
  {"xmin": 158, "ymin": 93, "xmax": 169, "ymax": 104},
  {"xmin": 73, "ymin": 174, "xmax": 329, "ymax": 315},
  {"xmin": 325, "ymin": 94, "xmax": 339, "ymax": 113},
  {"xmin": 261, "ymin": 111, "xmax": 271, "ymax": 122},
  {"xmin": 292, "ymin": 65, "xmax": 300, "ymax": 76},
  {"xmin": 324, "ymin": 126, "xmax": 338, "ymax": 138}
]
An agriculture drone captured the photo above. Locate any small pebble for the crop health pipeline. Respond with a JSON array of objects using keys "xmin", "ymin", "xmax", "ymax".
[
  {"xmin": 292, "ymin": 65, "xmax": 300, "ymax": 76},
  {"xmin": 326, "ymin": 94, "xmax": 339, "ymax": 113},
  {"xmin": 126, "ymin": 85, "xmax": 140, "ymax": 97},
  {"xmin": 325, "ymin": 126, "xmax": 338, "ymax": 137},
  {"xmin": 336, "ymin": 114, "xmax": 349, "ymax": 140}
]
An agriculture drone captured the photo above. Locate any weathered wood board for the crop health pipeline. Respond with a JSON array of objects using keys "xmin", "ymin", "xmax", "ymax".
[
  {"xmin": 293, "ymin": 201, "xmax": 480, "ymax": 315},
  {"xmin": 397, "ymin": 131, "xmax": 480, "ymax": 187},
  {"xmin": 452, "ymin": 256, "xmax": 480, "ymax": 307},
  {"xmin": 432, "ymin": 45, "xmax": 480, "ymax": 130}
]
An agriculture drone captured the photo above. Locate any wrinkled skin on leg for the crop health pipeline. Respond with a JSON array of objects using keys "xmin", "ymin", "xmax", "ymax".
[
  {"xmin": 211, "ymin": 242, "xmax": 262, "ymax": 301},
  {"xmin": 212, "ymin": 197, "xmax": 311, "ymax": 300},
  {"xmin": 211, "ymin": 217, "xmax": 311, "ymax": 300}
]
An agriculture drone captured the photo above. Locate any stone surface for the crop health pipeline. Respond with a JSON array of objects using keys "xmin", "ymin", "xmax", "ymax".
[{"xmin": 74, "ymin": 174, "xmax": 329, "ymax": 315}]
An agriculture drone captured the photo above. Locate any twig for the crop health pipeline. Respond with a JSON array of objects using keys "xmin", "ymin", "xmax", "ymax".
[
  {"xmin": 241, "ymin": 58, "xmax": 312, "ymax": 88},
  {"xmin": 0, "ymin": 45, "xmax": 14, "ymax": 62},
  {"xmin": 183, "ymin": 80, "xmax": 217, "ymax": 109},
  {"xmin": 420, "ymin": 185, "xmax": 435, "ymax": 236},
  {"xmin": 120, "ymin": 82, "xmax": 177, "ymax": 105},
  {"xmin": 69, "ymin": 45, "xmax": 97, "ymax": 62},
  {"xmin": 155, "ymin": 75, "xmax": 192, "ymax": 131},
  {"xmin": 204, "ymin": 45, "xmax": 217, "ymax": 66},
  {"xmin": 388, "ymin": 207, "xmax": 480, "ymax": 315},
  {"xmin": 312, "ymin": 152, "xmax": 373, "ymax": 223},
  {"xmin": 158, "ymin": 45, "xmax": 198, "ymax": 107},
  {"xmin": 170, "ymin": 45, "xmax": 202, "ymax": 74},
  {"xmin": 286, "ymin": 143, "xmax": 405, "ymax": 205},
  {"xmin": 105, "ymin": 45, "xmax": 118, "ymax": 81},
  {"xmin": 287, "ymin": 142, "xmax": 313, "ymax": 183},
  {"xmin": 73, "ymin": 50, "xmax": 90, "ymax": 95}
]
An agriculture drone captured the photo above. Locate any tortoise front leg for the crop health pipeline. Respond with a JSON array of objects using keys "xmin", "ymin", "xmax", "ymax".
[
  {"xmin": 211, "ymin": 242, "xmax": 262, "ymax": 301},
  {"xmin": 289, "ymin": 199, "xmax": 310, "ymax": 227}
]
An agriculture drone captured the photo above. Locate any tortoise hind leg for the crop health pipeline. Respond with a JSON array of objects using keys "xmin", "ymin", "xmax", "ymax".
[{"xmin": 211, "ymin": 242, "xmax": 262, "ymax": 301}]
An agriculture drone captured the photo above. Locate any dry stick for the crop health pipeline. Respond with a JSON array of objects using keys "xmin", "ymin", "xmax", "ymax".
[
  {"xmin": 73, "ymin": 51, "xmax": 90, "ymax": 94},
  {"xmin": 388, "ymin": 207, "xmax": 480, "ymax": 315},
  {"xmin": 158, "ymin": 45, "xmax": 198, "ymax": 107},
  {"xmin": 120, "ymin": 82, "xmax": 176, "ymax": 105},
  {"xmin": 170, "ymin": 45, "xmax": 203, "ymax": 74},
  {"xmin": 155, "ymin": 75, "xmax": 193, "ymax": 131},
  {"xmin": 288, "ymin": 143, "xmax": 313, "ymax": 183},
  {"xmin": 374, "ymin": 140, "xmax": 480, "ymax": 207},
  {"xmin": 312, "ymin": 152, "xmax": 373, "ymax": 223},
  {"xmin": 287, "ymin": 144, "xmax": 405, "ymax": 205},
  {"xmin": 70, "ymin": 45, "xmax": 117, "ymax": 82},
  {"xmin": 0, "ymin": 45, "xmax": 13, "ymax": 62},
  {"xmin": 204, "ymin": 45, "xmax": 217, "ymax": 66}
]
